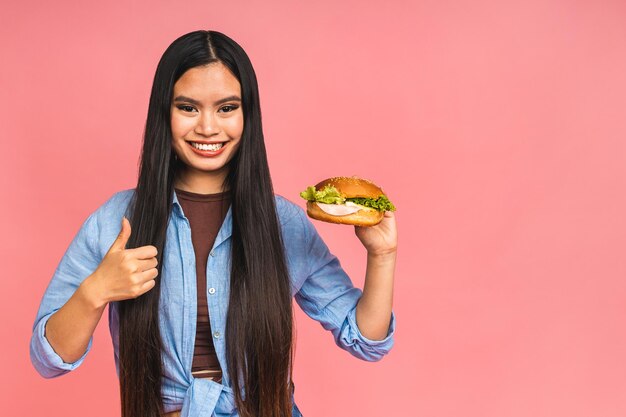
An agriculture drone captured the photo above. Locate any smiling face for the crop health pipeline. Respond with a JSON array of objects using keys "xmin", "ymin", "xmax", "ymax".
[{"xmin": 170, "ymin": 61, "xmax": 244, "ymax": 193}]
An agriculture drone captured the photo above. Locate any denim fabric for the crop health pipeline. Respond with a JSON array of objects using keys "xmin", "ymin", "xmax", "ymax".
[{"xmin": 30, "ymin": 189, "xmax": 396, "ymax": 416}]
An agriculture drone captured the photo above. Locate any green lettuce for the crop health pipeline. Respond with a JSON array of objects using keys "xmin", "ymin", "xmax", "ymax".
[
  {"xmin": 346, "ymin": 195, "xmax": 396, "ymax": 212},
  {"xmin": 300, "ymin": 184, "xmax": 396, "ymax": 211},
  {"xmin": 299, "ymin": 185, "xmax": 345, "ymax": 204}
]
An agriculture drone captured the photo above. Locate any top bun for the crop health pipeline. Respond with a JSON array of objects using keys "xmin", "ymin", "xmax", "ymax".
[{"xmin": 314, "ymin": 176, "xmax": 384, "ymax": 199}]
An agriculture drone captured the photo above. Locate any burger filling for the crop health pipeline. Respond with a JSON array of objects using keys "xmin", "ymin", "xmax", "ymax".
[
  {"xmin": 299, "ymin": 185, "xmax": 396, "ymax": 212},
  {"xmin": 314, "ymin": 202, "xmax": 363, "ymax": 216}
]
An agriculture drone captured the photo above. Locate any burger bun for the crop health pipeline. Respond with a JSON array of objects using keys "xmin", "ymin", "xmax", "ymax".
[{"xmin": 306, "ymin": 201, "xmax": 384, "ymax": 226}]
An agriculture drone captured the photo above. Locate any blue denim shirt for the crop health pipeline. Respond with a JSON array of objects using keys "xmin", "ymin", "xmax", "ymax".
[{"xmin": 30, "ymin": 189, "xmax": 396, "ymax": 416}]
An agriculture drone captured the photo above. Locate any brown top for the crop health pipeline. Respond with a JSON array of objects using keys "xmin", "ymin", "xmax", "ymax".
[{"xmin": 174, "ymin": 187, "xmax": 231, "ymax": 382}]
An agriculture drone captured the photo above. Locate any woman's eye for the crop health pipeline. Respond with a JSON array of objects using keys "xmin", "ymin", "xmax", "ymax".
[
  {"xmin": 177, "ymin": 105, "xmax": 196, "ymax": 112},
  {"xmin": 219, "ymin": 105, "xmax": 239, "ymax": 113}
]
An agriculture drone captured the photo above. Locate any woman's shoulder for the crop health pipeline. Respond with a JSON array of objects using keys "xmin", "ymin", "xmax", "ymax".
[
  {"xmin": 92, "ymin": 188, "xmax": 135, "ymax": 218},
  {"xmin": 274, "ymin": 194, "xmax": 307, "ymax": 226},
  {"xmin": 88, "ymin": 188, "xmax": 136, "ymax": 234}
]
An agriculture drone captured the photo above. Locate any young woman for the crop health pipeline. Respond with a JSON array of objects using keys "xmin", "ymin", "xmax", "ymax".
[{"xmin": 30, "ymin": 30, "xmax": 398, "ymax": 417}]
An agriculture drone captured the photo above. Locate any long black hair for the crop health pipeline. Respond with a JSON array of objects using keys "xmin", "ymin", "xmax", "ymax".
[{"xmin": 118, "ymin": 30, "xmax": 294, "ymax": 417}]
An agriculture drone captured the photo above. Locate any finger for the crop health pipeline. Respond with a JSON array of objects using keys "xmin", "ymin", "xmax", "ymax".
[
  {"xmin": 125, "ymin": 244, "xmax": 158, "ymax": 260},
  {"xmin": 144, "ymin": 279, "xmax": 157, "ymax": 291},
  {"xmin": 138, "ymin": 267, "xmax": 159, "ymax": 283},
  {"xmin": 138, "ymin": 277, "xmax": 156, "ymax": 295},
  {"xmin": 136, "ymin": 257, "xmax": 158, "ymax": 272},
  {"xmin": 133, "ymin": 279, "xmax": 156, "ymax": 297},
  {"xmin": 109, "ymin": 216, "xmax": 132, "ymax": 252}
]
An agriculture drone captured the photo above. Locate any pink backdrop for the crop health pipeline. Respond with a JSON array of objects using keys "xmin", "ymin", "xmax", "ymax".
[{"xmin": 2, "ymin": 0, "xmax": 625, "ymax": 416}]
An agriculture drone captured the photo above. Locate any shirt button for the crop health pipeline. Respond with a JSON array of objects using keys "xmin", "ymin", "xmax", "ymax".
[
  {"xmin": 208, "ymin": 287, "xmax": 216, "ymax": 295},
  {"xmin": 213, "ymin": 331, "xmax": 221, "ymax": 339}
]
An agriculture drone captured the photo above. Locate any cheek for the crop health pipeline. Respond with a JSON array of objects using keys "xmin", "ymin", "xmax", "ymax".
[
  {"xmin": 226, "ymin": 114, "xmax": 245, "ymax": 136},
  {"xmin": 171, "ymin": 114, "xmax": 192, "ymax": 136}
]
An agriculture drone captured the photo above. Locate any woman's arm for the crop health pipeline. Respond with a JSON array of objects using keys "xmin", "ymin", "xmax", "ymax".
[
  {"xmin": 31, "ymin": 212, "xmax": 158, "ymax": 376},
  {"xmin": 354, "ymin": 211, "xmax": 398, "ymax": 340},
  {"xmin": 44, "ymin": 277, "xmax": 107, "ymax": 364},
  {"xmin": 290, "ymin": 200, "xmax": 396, "ymax": 362},
  {"xmin": 44, "ymin": 217, "xmax": 158, "ymax": 363}
]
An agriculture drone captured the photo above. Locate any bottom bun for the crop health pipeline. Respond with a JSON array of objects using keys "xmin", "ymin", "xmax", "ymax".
[{"xmin": 306, "ymin": 201, "xmax": 384, "ymax": 227}]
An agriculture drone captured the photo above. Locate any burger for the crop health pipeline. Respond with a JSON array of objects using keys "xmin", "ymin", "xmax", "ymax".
[{"xmin": 299, "ymin": 176, "xmax": 396, "ymax": 227}]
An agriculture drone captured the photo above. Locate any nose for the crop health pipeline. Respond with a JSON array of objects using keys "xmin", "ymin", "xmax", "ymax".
[{"xmin": 194, "ymin": 112, "xmax": 219, "ymax": 136}]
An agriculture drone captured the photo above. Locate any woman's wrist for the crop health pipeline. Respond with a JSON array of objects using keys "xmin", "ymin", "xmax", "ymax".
[
  {"xmin": 79, "ymin": 274, "xmax": 108, "ymax": 311},
  {"xmin": 367, "ymin": 248, "xmax": 397, "ymax": 262}
]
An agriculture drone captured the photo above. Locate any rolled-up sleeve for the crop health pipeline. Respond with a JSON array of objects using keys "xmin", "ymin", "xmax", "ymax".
[
  {"xmin": 30, "ymin": 209, "xmax": 102, "ymax": 378},
  {"xmin": 293, "ymin": 209, "xmax": 396, "ymax": 362}
]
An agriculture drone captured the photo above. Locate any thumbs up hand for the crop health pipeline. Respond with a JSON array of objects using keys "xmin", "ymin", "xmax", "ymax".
[{"xmin": 84, "ymin": 216, "xmax": 159, "ymax": 308}]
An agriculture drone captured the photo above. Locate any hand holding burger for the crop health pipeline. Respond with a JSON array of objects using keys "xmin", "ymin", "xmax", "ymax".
[
  {"xmin": 301, "ymin": 176, "xmax": 397, "ymax": 341},
  {"xmin": 299, "ymin": 176, "xmax": 396, "ymax": 227}
]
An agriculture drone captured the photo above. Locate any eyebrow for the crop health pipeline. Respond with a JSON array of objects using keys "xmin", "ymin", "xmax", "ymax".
[{"xmin": 173, "ymin": 95, "xmax": 241, "ymax": 106}]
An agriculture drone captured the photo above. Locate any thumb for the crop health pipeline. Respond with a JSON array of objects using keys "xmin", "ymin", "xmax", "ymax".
[{"xmin": 111, "ymin": 216, "xmax": 132, "ymax": 251}]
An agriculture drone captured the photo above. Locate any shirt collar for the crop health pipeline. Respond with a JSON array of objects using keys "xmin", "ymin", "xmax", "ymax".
[{"xmin": 172, "ymin": 189, "xmax": 233, "ymax": 247}]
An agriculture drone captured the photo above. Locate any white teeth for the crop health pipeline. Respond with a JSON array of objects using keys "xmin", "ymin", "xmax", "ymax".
[{"xmin": 191, "ymin": 142, "xmax": 224, "ymax": 151}]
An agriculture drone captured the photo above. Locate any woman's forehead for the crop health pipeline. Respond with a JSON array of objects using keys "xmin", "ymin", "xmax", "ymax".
[{"xmin": 174, "ymin": 63, "xmax": 240, "ymax": 96}]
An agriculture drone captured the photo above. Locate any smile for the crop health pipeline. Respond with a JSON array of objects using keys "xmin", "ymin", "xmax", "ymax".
[
  {"xmin": 191, "ymin": 142, "xmax": 224, "ymax": 151},
  {"xmin": 186, "ymin": 141, "xmax": 228, "ymax": 157}
]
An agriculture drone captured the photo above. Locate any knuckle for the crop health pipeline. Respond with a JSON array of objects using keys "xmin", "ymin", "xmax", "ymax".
[{"xmin": 122, "ymin": 263, "xmax": 134, "ymax": 274}]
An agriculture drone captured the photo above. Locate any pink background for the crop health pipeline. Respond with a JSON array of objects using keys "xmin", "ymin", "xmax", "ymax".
[{"xmin": 2, "ymin": 0, "xmax": 625, "ymax": 416}]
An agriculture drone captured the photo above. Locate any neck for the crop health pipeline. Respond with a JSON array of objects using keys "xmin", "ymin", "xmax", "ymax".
[{"xmin": 174, "ymin": 169, "xmax": 229, "ymax": 194}]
